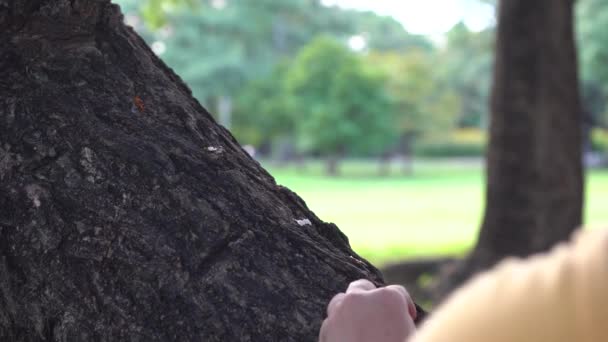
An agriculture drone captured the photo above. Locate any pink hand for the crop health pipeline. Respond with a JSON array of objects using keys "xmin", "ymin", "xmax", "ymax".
[{"xmin": 319, "ymin": 279, "xmax": 417, "ymax": 342}]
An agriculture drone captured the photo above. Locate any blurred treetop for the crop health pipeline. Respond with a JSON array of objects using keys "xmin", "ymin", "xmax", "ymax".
[
  {"xmin": 114, "ymin": 0, "xmax": 434, "ymax": 106},
  {"xmin": 112, "ymin": 0, "xmax": 608, "ymax": 161},
  {"xmin": 577, "ymin": 0, "xmax": 608, "ymax": 127}
]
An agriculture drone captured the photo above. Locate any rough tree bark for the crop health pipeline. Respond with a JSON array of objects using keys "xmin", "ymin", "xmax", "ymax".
[
  {"xmin": 0, "ymin": 1, "xmax": 425, "ymax": 340},
  {"xmin": 436, "ymin": 0, "xmax": 583, "ymax": 298}
]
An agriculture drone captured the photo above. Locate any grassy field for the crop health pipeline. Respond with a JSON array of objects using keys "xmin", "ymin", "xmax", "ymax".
[{"xmin": 263, "ymin": 159, "xmax": 608, "ymax": 265}]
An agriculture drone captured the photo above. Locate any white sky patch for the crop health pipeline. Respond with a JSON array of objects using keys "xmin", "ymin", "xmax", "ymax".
[
  {"xmin": 348, "ymin": 35, "xmax": 367, "ymax": 51},
  {"xmin": 124, "ymin": 14, "xmax": 141, "ymax": 29},
  {"xmin": 151, "ymin": 41, "xmax": 166, "ymax": 55},
  {"xmin": 212, "ymin": 0, "xmax": 227, "ymax": 10},
  {"xmin": 321, "ymin": 0, "xmax": 495, "ymax": 36}
]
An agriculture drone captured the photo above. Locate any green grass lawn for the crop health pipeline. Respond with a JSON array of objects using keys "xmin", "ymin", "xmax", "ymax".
[{"xmin": 263, "ymin": 159, "xmax": 608, "ymax": 265}]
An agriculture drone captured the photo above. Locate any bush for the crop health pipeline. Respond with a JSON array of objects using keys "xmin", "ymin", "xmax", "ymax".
[
  {"xmin": 414, "ymin": 141, "xmax": 486, "ymax": 157},
  {"xmin": 591, "ymin": 129, "xmax": 608, "ymax": 153},
  {"xmin": 414, "ymin": 129, "xmax": 487, "ymax": 157},
  {"xmin": 451, "ymin": 128, "xmax": 487, "ymax": 144}
]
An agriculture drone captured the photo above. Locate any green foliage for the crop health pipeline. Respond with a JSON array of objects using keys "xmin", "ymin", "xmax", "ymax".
[
  {"xmin": 367, "ymin": 50, "xmax": 459, "ymax": 147},
  {"xmin": 159, "ymin": 3, "xmax": 270, "ymax": 101},
  {"xmin": 435, "ymin": 23, "xmax": 494, "ymax": 128},
  {"xmin": 591, "ymin": 128, "xmax": 608, "ymax": 152},
  {"xmin": 414, "ymin": 129, "xmax": 487, "ymax": 157},
  {"xmin": 337, "ymin": 10, "xmax": 433, "ymax": 53},
  {"xmin": 121, "ymin": 0, "xmax": 339, "ymax": 119},
  {"xmin": 578, "ymin": 0, "xmax": 608, "ymax": 86},
  {"xmin": 286, "ymin": 37, "xmax": 398, "ymax": 156},
  {"xmin": 141, "ymin": 0, "xmax": 196, "ymax": 28},
  {"xmin": 414, "ymin": 141, "xmax": 485, "ymax": 158},
  {"xmin": 117, "ymin": 0, "xmax": 429, "ymax": 121},
  {"xmin": 115, "ymin": 0, "xmax": 499, "ymax": 159},
  {"xmin": 577, "ymin": 0, "xmax": 608, "ymax": 126},
  {"xmin": 113, "ymin": 0, "xmax": 195, "ymax": 29},
  {"xmin": 232, "ymin": 63, "xmax": 294, "ymax": 147}
]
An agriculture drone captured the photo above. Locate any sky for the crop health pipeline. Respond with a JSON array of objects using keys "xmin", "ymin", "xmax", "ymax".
[{"xmin": 320, "ymin": 0, "xmax": 496, "ymax": 36}]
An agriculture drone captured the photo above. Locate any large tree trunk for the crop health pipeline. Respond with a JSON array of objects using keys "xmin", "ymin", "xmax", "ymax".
[
  {"xmin": 436, "ymin": 0, "xmax": 583, "ymax": 298},
  {"xmin": 0, "ymin": 1, "xmax": 417, "ymax": 340}
]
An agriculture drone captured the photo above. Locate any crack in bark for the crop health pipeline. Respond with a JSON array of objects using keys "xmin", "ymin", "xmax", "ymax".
[{"xmin": 196, "ymin": 229, "xmax": 252, "ymax": 278}]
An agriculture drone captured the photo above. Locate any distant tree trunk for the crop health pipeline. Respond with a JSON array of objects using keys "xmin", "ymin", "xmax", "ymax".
[
  {"xmin": 400, "ymin": 135, "xmax": 414, "ymax": 175},
  {"xmin": 326, "ymin": 155, "xmax": 340, "ymax": 176},
  {"xmin": 378, "ymin": 151, "xmax": 392, "ymax": 176},
  {"xmin": 274, "ymin": 137, "xmax": 298, "ymax": 166},
  {"xmin": 436, "ymin": 0, "xmax": 583, "ymax": 298},
  {"xmin": 0, "ymin": 1, "xmax": 416, "ymax": 340},
  {"xmin": 294, "ymin": 153, "xmax": 307, "ymax": 172},
  {"xmin": 326, "ymin": 146, "xmax": 346, "ymax": 176}
]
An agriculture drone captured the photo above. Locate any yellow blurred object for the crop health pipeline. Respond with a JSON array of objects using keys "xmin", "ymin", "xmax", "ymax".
[
  {"xmin": 450, "ymin": 128, "xmax": 487, "ymax": 144},
  {"xmin": 591, "ymin": 128, "xmax": 608, "ymax": 152},
  {"xmin": 412, "ymin": 228, "xmax": 608, "ymax": 342}
]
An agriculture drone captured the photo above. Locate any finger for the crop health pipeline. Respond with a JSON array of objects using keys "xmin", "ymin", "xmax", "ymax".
[
  {"xmin": 318, "ymin": 318, "xmax": 329, "ymax": 342},
  {"xmin": 385, "ymin": 285, "xmax": 417, "ymax": 320},
  {"xmin": 327, "ymin": 292, "xmax": 346, "ymax": 316},
  {"xmin": 346, "ymin": 279, "xmax": 376, "ymax": 293}
]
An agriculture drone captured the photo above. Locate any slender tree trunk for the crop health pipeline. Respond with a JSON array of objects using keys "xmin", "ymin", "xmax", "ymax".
[
  {"xmin": 377, "ymin": 152, "xmax": 392, "ymax": 177},
  {"xmin": 436, "ymin": 0, "xmax": 583, "ymax": 298},
  {"xmin": 400, "ymin": 135, "xmax": 413, "ymax": 175},
  {"xmin": 326, "ymin": 155, "xmax": 340, "ymax": 176},
  {"xmin": 0, "ymin": 1, "xmax": 408, "ymax": 340},
  {"xmin": 294, "ymin": 153, "xmax": 307, "ymax": 172}
]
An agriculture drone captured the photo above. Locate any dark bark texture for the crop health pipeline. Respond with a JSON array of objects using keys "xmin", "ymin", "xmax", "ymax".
[
  {"xmin": 437, "ymin": 0, "xmax": 583, "ymax": 298},
  {"xmin": 0, "ymin": 1, "xmax": 400, "ymax": 340}
]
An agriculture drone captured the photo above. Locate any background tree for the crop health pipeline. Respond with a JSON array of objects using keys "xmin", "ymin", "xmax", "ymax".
[
  {"xmin": 114, "ymin": 0, "xmax": 436, "ymax": 156},
  {"xmin": 577, "ymin": 0, "xmax": 608, "ymax": 127},
  {"xmin": 436, "ymin": 22, "xmax": 494, "ymax": 128},
  {"xmin": 577, "ymin": 0, "xmax": 608, "ymax": 161},
  {"xmin": 367, "ymin": 50, "xmax": 459, "ymax": 172},
  {"xmin": 135, "ymin": 0, "xmax": 354, "ymax": 129},
  {"xmin": 232, "ymin": 63, "xmax": 297, "ymax": 160},
  {"xmin": 437, "ymin": 0, "xmax": 583, "ymax": 297},
  {"xmin": 286, "ymin": 36, "xmax": 398, "ymax": 175}
]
